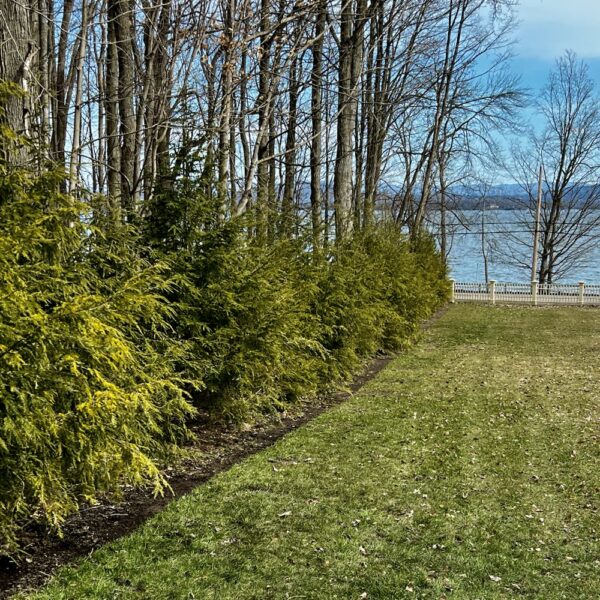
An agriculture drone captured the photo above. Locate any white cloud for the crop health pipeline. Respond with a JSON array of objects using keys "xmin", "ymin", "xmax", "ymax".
[{"xmin": 516, "ymin": 0, "xmax": 600, "ymax": 59}]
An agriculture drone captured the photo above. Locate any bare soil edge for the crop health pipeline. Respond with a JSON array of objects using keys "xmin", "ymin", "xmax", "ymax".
[{"xmin": 0, "ymin": 305, "xmax": 449, "ymax": 599}]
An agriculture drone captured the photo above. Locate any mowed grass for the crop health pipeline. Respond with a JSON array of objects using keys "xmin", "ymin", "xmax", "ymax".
[{"xmin": 20, "ymin": 305, "xmax": 600, "ymax": 599}]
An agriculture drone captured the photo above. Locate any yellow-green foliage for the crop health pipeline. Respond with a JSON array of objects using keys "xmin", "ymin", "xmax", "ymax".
[
  {"xmin": 0, "ymin": 169, "xmax": 194, "ymax": 555},
  {"xmin": 0, "ymin": 150, "xmax": 448, "ymax": 556}
]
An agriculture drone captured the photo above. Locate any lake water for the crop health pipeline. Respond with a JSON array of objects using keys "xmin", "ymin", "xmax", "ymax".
[{"xmin": 445, "ymin": 210, "xmax": 600, "ymax": 283}]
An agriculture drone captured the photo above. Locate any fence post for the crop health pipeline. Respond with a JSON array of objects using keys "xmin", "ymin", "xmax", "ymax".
[
  {"xmin": 449, "ymin": 279, "xmax": 455, "ymax": 304},
  {"xmin": 488, "ymin": 280, "xmax": 496, "ymax": 305},
  {"xmin": 579, "ymin": 281, "xmax": 585, "ymax": 306},
  {"xmin": 531, "ymin": 280, "xmax": 538, "ymax": 307}
]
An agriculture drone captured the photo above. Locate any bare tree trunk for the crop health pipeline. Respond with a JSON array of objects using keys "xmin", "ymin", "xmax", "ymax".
[
  {"xmin": 324, "ymin": 80, "xmax": 331, "ymax": 249},
  {"xmin": 310, "ymin": 0, "xmax": 326, "ymax": 250},
  {"xmin": 239, "ymin": 48, "xmax": 250, "ymax": 188},
  {"xmin": 267, "ymin": 101, "xmax": 277, "ymax": 240},
  {"xmin": 363, "ymin": 0, "xmax": 385, "ymax": 227},
  {"xmin": 142, "ymin": 0, "xmax": 156, "ymax": 204},
  {"xmin": 154, "ymin": 0, "xmax": 172, "ymax": 196},
  {"xmin": 106, "ymin": 0, "xmax": 121, "ymax": 205},
  {"xmin": 255, "ymin": 0, "xmax": 272, "ymax": 241},
  {"xmin": 413, "ymin": 0, "xmax": 467, "ymax": 236},
  {"xmin": 334, "ymin": 0, "xmax": 366, "ymax": 241},
  {"xmin": 69, "ymin": 0, "xmax": 89, "ymax": 191},
  {"xmin": 218, "ymin": 0, "xmax": 235, "ymax": 216},
  {"xmin": 95, "ymin": 7, "xmax": 107, "ymax": 193},
  {"xmin": 438, "ymin": 153, "xmax": 448, "ymax": 260},
  {"xmin": 540, "ymin": 200, "xmax": 560, "ymax": 284},
  {"xmin": 0, "ymin": 0, "xmax": 33, "ymax": 165},
  {"xmin": 280, "ymin": 54, "xmax": 298, "ymax": 237},
  {"xmin": 50, "ymin": 0, "xmax": 74, "ymax": 173},
  {"xmin": 354, "ymin": 67, "xmax": 367, "ymax": 230},
  {"xmin": 37, "ymin": 0, "xmax": 51, "ymax": 158},
  {"xmin": 334, "ymin": 0, "xmax": 356, "ymax": 241},
  {"xmin": 115, "ymin": 0, "xmax": 136, "ymax": 219}
]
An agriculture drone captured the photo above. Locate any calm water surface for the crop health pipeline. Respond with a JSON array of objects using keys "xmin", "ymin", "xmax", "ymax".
[{"xmin": 445, "ymin": 210, "xmax": 600, "ymax": 283}]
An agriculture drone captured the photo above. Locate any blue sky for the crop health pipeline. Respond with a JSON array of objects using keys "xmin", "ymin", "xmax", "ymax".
[
  {"xmin": 483, "ymin": 0, "xmax": 600, "ymax": 182},
  {"xmin": 513, "ymin": 0, "xmax": 600, "ymax": 92}
]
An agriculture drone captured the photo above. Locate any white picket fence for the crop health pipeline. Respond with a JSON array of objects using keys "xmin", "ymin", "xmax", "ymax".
[{"xmin": 451, "ymin": 280, "xmax": 600, "ymax": 306}]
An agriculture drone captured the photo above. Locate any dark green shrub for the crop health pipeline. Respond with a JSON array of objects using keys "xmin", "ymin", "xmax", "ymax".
[
  {"xmin": 0, "ymin": 144, "xmax": 448, "ymax": 554},
  {"xmin": 150, "ymin": 182, "xmax": 449, "ymax": 422},
  {"xmin": 314, "ymin": 225, "xmax": 449, "ymax": 383},
  {"xmin": 162, "ymin": 224, "xmax": 327, "ymax": 421}
]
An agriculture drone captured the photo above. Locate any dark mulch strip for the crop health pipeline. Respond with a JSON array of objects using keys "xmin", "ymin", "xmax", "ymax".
[{"xmin": 0, "ymin": 356, "xmax": 395, "ymax": 599}]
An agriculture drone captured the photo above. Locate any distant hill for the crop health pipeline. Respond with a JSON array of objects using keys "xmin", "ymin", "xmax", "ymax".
[
  {"xmin": 445, "ymin": 183, "xmax": 600, "ymax": 210},
  {"xmin": 294, "ymin": 182, "xmax": 599, "ymax": 211}
]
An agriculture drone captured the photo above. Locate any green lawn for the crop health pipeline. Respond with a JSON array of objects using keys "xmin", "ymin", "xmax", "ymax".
[{"xmin": 20, "ymin": 305, "xmax": 600, "ymax": 599}]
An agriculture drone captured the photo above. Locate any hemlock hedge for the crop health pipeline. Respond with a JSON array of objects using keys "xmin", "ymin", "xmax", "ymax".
[
  {"xmin": 0, "ymin": 169, "xmax": 195, "ymax": 555},
  {"xmin": 0, "ymin": 167, "xmax": 448, "ymax": 556}
]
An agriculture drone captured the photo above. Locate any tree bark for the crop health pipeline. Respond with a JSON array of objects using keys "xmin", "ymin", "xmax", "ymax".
[
  {"xmin": 256, "ymin": 0, "xmax": 272, "ymax": 241},
  {"xmin": 280, "ymin": 54, "xmax": 298, "ymax": 238},
  {"xmin": 106, "ymin": 0, "xmax": 121, "ymax": 205},
  {"xmin": 0, "ymin": 0, "xmax": 33, "ymax": 165},
  {"xmin": 68, "ymin": 0, "xmax": 89, "ymax": 191},
  {"xmin": 333, "ymin": 0, "xmax": 356, "ymax": 241},
  {"xmin": 334, "ymin": 0, "xmax": 366, "ymax": 241},
  {"xmin": 218, "ymin": 0, "xmax": 235, "ymax": 216},
  {"xmin": 115, "ymin": 0, "xmax": 136, "ymax": 220},
  {"xmin": 310, "ymin": 0, "xmax": 326, "ymax": 250}
]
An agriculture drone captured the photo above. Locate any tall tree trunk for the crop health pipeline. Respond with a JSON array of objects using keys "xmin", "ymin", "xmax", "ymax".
[
  {"xmin": 37, "ymin": 0, "xmax": 51, "ymax": 159},
  {"xmin": 154, "ymin": 0, "xmax": 172, "ymax": 196},
  {"xmin": 334, "ymin": 0, "xmax": 366, "ymax": 241},
  {"xmin": 95, "ymin": 8, "xmax": 107, "ymax": 194},
  {"xmin": 218, "ymin": 0, "xmax": 235, "ymax": 216},
  {"xmin": 0, "ymin": 0, "xmax": 32, "ymax": 165},
  {"xmin": 106, "ymin": 0, "xmax": 121, "ymax": 206},
  {"xmin": 280, "ymin": 54, "xmax": 298, "ymax": 238},
  {"xmin": 363, "ymin": 0, "xmax": 384, "ymax": 227},
  {"xmin": 69, "ymin": 0, "xmax": 89, "ymax": 191},
  {"xmin": 51, "ymin": 0, "xmax": 74, "ymax": 173},
  {"xmin": 413, "ymin": 0, "xmax": 467, "ymax": 237},
  {"xmin": 540, "ymin": 198, "xmax": 561, "ymax": 284},
  {"xmin": 115, "ymin": 0, "xmax": 136, "ymax": 220},
  {"xmin": 310, "ymin": 0, "xmax": 325, "ymax": 250},
  {"xmin": 333, "ymin": 0, "xmax": 355, "ymax": 241},
  {"xmin": 256, "ymin": 0, "xmax": 272, "ymax": 241},
  {"xmin": 142, "ymin": 1, "xmax": 157, "ymax": 204},
  {"xmin": 239, "ymin": 48, "xmax": 250, "ymax": 189},
  {"xmin": 0, "ymin": 0, "xmax": 33, "ymax": 165},
  {"xmin": 438, "ymin": 154, "xmax": 448, "ymax": 260},
  {"xmin": 141, "ymin": 0, "xmax": 173, "ymax": 235},
  {"xmin": 354, "ymin": 68, "xmax": 367, "ymax": 230},
  {"xmin": 267, "ymin": 102, "xmax": 277, "ymax": 240}
]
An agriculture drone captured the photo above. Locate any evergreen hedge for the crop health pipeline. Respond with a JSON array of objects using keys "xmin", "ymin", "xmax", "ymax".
[
  {"xmin": 0, "ymin": 164, "xmax": 448, "ymax": 556},
  {"xmin": 0, "ymin": 169, "xmax": 195, "ymax": 555}
]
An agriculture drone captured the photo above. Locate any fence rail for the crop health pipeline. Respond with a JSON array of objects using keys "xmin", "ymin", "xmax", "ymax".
[{"xmin": 451, "ymin": 280, "xmax": 600, "ymax": 306}]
